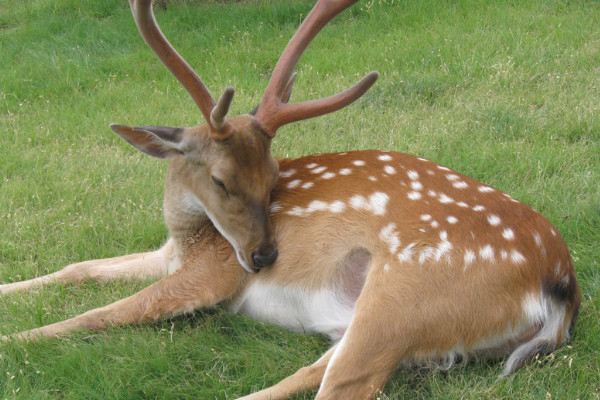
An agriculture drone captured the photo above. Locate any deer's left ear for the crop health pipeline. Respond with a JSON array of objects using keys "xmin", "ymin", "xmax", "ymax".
[{"xmin": 110, "ymin": 124, "xmax": 186, "ymax": 159}]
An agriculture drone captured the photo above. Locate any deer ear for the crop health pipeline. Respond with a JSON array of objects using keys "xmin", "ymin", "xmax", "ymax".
[{"xmin": 110, "ymin": 124, "xmax": 185, "ymax": 159}]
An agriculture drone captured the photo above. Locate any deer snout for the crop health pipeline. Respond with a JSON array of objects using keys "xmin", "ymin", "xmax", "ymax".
[{"xmin": 252, "ymin": 245, "xmax": 278, "ymax": 269}]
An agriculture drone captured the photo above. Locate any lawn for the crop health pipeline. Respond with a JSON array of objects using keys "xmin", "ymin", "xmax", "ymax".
[{"xmin": 1, "ymin": 0, "xmax": 599, "ymax": 398}]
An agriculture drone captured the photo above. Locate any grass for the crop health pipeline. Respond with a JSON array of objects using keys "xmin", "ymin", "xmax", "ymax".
[{"xmin": 1, "ymin": 0, "xmax": 599, "ymax": 398}]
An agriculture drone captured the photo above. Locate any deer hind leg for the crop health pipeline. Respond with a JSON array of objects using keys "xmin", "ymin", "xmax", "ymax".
[
  {"xmin": 0, "ymin": 239, "xmax": 179, "ymax": 295},
  {"xmin": 312, "ymin": 260, "xmax": 430, "ymax": 400},
  {"xmin": 314, "ymin": 312, "xmax": 406, "ymax": 399},
  {"xmin": 5, "ymin": 235, "xmax": 245, "ymax": 341}
]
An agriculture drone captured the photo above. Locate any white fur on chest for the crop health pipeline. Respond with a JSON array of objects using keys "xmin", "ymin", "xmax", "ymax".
[{"xmin": 227, "ymin": 280, "xmax": 354, "ymax": 341}]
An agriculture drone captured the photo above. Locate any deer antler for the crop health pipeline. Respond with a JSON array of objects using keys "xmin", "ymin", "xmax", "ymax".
[
  {"xmin": 129, "ymin": 0, "xmax": 232, "ymax": 138},
  {"xmin": 256, "ymin": 0, "xmax": 379, "ymax": 137}
]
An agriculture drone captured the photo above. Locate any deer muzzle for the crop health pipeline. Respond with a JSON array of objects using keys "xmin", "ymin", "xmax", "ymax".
[{"xmin": 252, "ymin": 245, "xmax": 279, "ymax": 270}]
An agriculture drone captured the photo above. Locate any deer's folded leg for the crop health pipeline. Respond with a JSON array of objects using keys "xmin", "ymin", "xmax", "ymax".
[
  {"xmin": 7, "ymin": 236, "xmax": 246, "ymax": 341},
  {"xmin": 0, "ymin": 240, "xmax": 175, "ymax": 295}
]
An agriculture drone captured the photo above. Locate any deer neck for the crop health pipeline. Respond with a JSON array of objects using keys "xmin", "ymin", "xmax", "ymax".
[{"xmin": 163, "ymin": 157, "xmax": 211, "ymax": 242}]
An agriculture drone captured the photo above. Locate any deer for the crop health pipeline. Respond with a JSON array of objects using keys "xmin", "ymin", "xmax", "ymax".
[{"xmin": 0, "ymin": 0, "xmax": 581, "ymax": 399}]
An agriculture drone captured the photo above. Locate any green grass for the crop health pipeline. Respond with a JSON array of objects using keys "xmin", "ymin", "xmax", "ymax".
[{"xmin": 1, "ymin": 0, "xmax": 599, "ymax": 398}]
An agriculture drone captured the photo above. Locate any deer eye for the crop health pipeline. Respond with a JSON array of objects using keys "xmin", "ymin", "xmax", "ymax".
[{"xmin": 211, "ymin": 176, "xmax": 228, "ymax": 193}]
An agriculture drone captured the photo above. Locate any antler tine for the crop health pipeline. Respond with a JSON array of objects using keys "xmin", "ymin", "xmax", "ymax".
[
  {"xmin": 271, "ymin": 71, "xmax": 378, "ymax": 130},
  {"xmin": 210, "ymin": 87, "xmax": 235, "ymax": 137},
  {"xmin": 256, "ymin": 0, "xmax": 377, "ymax": 137},
  {"xmin": 129, "ymin": 0, "xmax": 219, "ymax": 130}
]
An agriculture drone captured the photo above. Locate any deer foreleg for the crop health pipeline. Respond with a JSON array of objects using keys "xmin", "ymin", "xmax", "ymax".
[
  {"xmin": 4, "ymin": 247, "xmax": 246, "ymax": 341},
  {"xmin": 0, "ymin": 240, "xmax": 177, "ymax": 295}
]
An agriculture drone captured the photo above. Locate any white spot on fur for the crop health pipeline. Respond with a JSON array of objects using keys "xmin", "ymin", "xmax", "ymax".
[
  {"xmin": 479, "ymin": 245, "xmax": 495, "ymax": 261},
  {"xmin": 487, "ymin": 214, "xmax": 502, "ymax": 226},
  {"xmin": 550, "ymin": 228, "xmax": 558, "ymax": 237},
  {"xmin": 329, "ymin": 201, "xmax": 346, "ymax": 213},
  {"xmin": 384, "ymin": 165, "xmax": 397, "ymax": 175},
  {"xmin": 473, "ymin": 205, "xmax": 485, "ymax": 212},
  {"xmin": 446, "ymin": 174, "xmax": 459, "ymax": 181},
  {"xmin": 339, "ymin": 168, "xmax": 352, "ymax": 175},
  {"xmin": 554, "ymin": 260, "xmax": 562, "ymax": 277},
  {"xmin": 383, "ymin": 264, "xmax": 391, "ymax": 272},
  {"xmin": 457, "ymin": 201, "xmax": 469, "ymax": 208},
  {"xmin": 502, "ymin": 228, "xmax": 515, "ymax": 240},
  {"xmin": 352, "ymin": 160, "xmax": 366, "ymax": 166},
  {"xmin": 419, "ymin": 247, "xmax": 434, "ymax": 264},
  {"xmin": 285, "ymin": 200, "xmax": 346, "ymax": 216},
  {"xmin": 501, "ymin": 250, "xmax": 508, "ymax": 260},
  {"xmin": 510, "ymin": 249, "xmax": 526, "ymax": 264},
  {"xmin": 411, "ymin": 181, "xmax": 423, "ymax": 191},
  {"xmin": 307, "ymin": 200, "xmax": 328, "ymax": 212},
  {"xmin": 369, "ymin": 192, "xmax": 390, "ymax": 215},
  {"xmin": 464, "ymin": 250, "xmax": 476, "ymax": 267},
  {"xmin": 350, "ymin": 196, "xmax": 366, "ymax": 209},
  {"xmin": 407, "ymin": 170, "xmax": 419, "ymax": 180},
  {"xmin": 430, "ymin": 220, "xmax": 439, "ymax": 228},
  {"xmin": 453, "ymin": 181, "xmax": 468, "ymax": 189},
  {"xmin": 438, "ymin": 193, "xmax": 454, "ymax": 204},
  {"xmin": 408, "ymin": 191, "xmax": 422, "ymax": 200},
  {"xmin": 302, "ymin": 182, "xmax": 314, "ymax": 189},
  {"xmin": 378, "ymin": 154, "xmax": 393, "ymax": 161},
  {"xmin": 534, "ymin": 232, "xmax": 547, "ymax": 257},
  {"xmin": 280, "ymin": 169, "xmax": 296, "ymax": 178},
  {"xmin": 380, "ymin": 223, "xmax": 401, "ymax": 254},
  {"xmin": 269, "ymin": 201, "xmax": 283, "ymax": 213},
  {"xmin": 435, "ymin": 240, "xmax": 453, "ymax": 261},
  {"xmin": 418, "ymin": 157, "xmax": 429, "ymax": 162},
  {"xmin": 428, "ymin": 189, "xmax": 437, "ymax": 197},
  {"xmin": 447, "ymin": 216, "xmax": 458, "ymax": 224},
  {"xmin": 322, "ymin": 172, "xmax": 336, "ymax": 179},
  {"xmin": 478, "ymin": 186, "xmax": 495, "ymax": 193},
  {"xmin": 437, "ymin": 165, "xmax": 451, "ymax": 171},
  {"xmin": 286, "ymin": 206, "xmax": 306, "ymax": 216},
  {"xmin": 350, "ymin": 192, "xmax": 390, "ymax": 216},
  {"xmin": 306, "ymin": 163, "xmax": 318, "ymax": 169},
  {"xmin": 503, "ymin": 193, "xmax": 519, "ymax": 203},
  {"xmin": 287, "ymin": 179, "xmax": 301, "ymax": 189},
  {"xmin": 533, "ymin": 232, "xmax": 543, "ymax": 247},
  {"xmin": 435, "ymin": 231, "xmax": 453, "ymax": 261},
  {"xmin": 368, "ymin": 176, "xmax": 377, "ymax": 182},
  {"xmin": 312, "ymin": 166, "xmax": 327, "ymax": 174},
  {"xmin": 398, "ymin": 243, "xmax": 415, "ymax": 262},
  {"xmin": 420, "ymin": 214, "xmax": 432, "ymax": 221}
]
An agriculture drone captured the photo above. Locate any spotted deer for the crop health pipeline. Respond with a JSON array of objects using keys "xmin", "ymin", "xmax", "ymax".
[{"xmin": 1, "ymin": 0, "xmax": 580, "ymax": 399}]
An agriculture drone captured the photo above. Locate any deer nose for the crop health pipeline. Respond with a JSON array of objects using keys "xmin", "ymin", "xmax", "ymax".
[{"xmin": 252, "ymin": 246, "xmax": 278, "ymax": 269}]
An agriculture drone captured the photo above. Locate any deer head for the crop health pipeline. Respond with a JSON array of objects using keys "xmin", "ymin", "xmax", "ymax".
[{"xmin": 112, "ymin": 0, "xmax": 378, "ymax": 273}]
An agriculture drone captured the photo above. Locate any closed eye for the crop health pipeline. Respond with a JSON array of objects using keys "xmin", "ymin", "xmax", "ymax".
[{"xmin": 212, "ymin": 176, "xmax": 228, "ymax": 193}]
